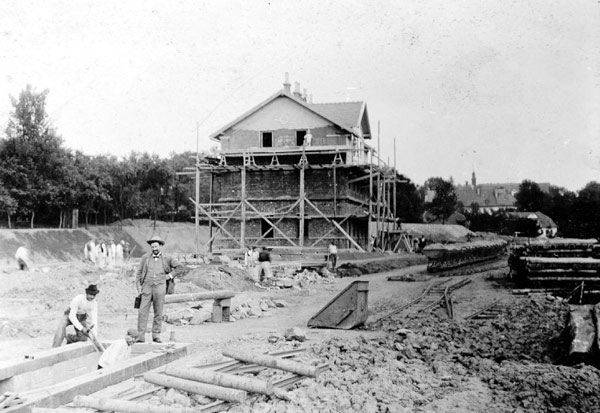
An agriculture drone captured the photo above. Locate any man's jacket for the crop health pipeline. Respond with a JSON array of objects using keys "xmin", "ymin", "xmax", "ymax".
[{"xmin": 136, "ymin": 253, "xmax": 183, "ymax": 288}]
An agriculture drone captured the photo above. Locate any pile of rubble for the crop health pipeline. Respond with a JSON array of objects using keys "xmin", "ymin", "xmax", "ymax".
[{"xmin": 231, "ymin": 296, "xmax": 600, "ymax": 412}]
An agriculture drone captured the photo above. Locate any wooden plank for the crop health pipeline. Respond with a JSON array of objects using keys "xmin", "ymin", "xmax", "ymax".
[
  {"xmin": 0, "ymin": 343, "xmax": 95, "ymax": 382},
  {"xmin": 244, "ymin": 200, "xmax": 297, "ymax": 247},
  {"xmin": 4, "ymin": 343, "xmax": 191, "ymax": 413}
]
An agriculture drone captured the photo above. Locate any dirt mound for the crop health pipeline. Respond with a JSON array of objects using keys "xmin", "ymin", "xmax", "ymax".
[{"xmin": 0, "ymin": 221, "xmax": 212, "ymax": 267}]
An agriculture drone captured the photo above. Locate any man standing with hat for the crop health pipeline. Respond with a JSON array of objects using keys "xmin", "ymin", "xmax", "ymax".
[
  {"xmin": 52, "ymin": 284, "xmax": 100, "ymax": 347},
  {"xmin": 136, "ymin": 235, "xmax": 183, "ymax": 343}
]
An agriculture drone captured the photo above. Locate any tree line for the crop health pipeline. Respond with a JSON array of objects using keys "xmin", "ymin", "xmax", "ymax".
[
  {"xmin": 0, "ymin": 85, "xmax": 208, "ymax": 228},
  {"xmin": 424, "ymin": 177, "xmax": 600, "ymax": 239},
  {"xmin": 2, "ymin": 86, "xmax": 597, "ymax": 238}
]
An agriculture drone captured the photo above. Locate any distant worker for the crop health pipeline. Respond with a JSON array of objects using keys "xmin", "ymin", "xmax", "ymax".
[
  {"xmin": 15, "ymin": 246, "xmax": 31, "ymax": 271},
  {"xmin": 123, "ymin": 242, "xmax": 132, "ymax": 260},
  {"xmin": 244, "ymin": 246, "xmax": 254, "ymax": 267},
  {"xmin": 83, "ymin": 240, "xmax": 97, "ymax": 264},
  {"xmin": 115, "ymin": 240, "xmax": 124, "ymax": 266},
  {"xmin": 304, "ymin": 129, "xmax": 313, "ymax": 146},
  {"xmin": 108, "ymin": 239, "xmax": 117, "ymax": 267},
  {"xmin": 327, "ymin": 242, "xmax": 338, "ymax": 270},
  {"xmin": 136, "ymin": 235, "xmax": 183, "ymax": 343},
  {"xmin": 418, "ymin": 236, "xmax": 427, "ymax": 253},
  {"xmin": 97, "ymin": 328, "xmax": 139, "ymax": 369},
  {"xmin": 258, "ymin": 247, "xmax": 273, "ymax": 282},
  {"xmin": 52, "ymin": 284, "xmax": 100, "ymax": 347}
]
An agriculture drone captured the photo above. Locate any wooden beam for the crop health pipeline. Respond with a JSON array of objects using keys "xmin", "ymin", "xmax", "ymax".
[
  {"xmin": 240, "ymin": 161, "xmax": 246, "ymax": 248},
  {"xmin": 221, "ymin": 349, "xmax": 318, "ymax": 378},
  {"xmin": 9, "ymin": 344, "xmax": 190, "ymax": 411},
  {"xmin": 165, "ymin": 291, "xmax": 235, "ymax": 304},
  {"xmin": 332, "ymin": 220, "xmax": 365, "ymax": 252},
  {"xmin": 252, "ymin": 199, "xmax": 301, "ymax": 246},
  {"xmin": 299, "ymin": 167, "xmax": 305, "ymax": 246},
  {"xmin": 74, "ymin": 395, "xmax": 198, "ymax": 413},
  {"xmin": 309, "ymin": 215, "xmax": 351, "ymax": 247},
  {"xmin": 0, "ymin": 342, "xmax": 95, "ymax": 382},
  {"xmin": 194, "ymin": 202, "xmax": 242, "ymax": 249},
  {"xmin": 244, "ymin": 201, "xmax": 297, "ymax": 247},
  {"xmin": 144, "ymin": 372, "xmax": 246, "ymax": 403}
]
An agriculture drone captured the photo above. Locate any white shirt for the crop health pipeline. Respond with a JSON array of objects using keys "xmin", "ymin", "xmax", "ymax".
[
  {"xmin": 328, "ymin": 244, "xmax": 338, "ymax": 254},
  {"xmin": 68, "ymin": 294, "xmax": 98, "ymax": 335},
  {"xmin": 97, "ymin": 339, "xmax": 131, "ymax": 368}
]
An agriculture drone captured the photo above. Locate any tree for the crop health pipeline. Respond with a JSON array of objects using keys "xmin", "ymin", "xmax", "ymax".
[
  {"xmin": 515, "ymin": 180, "xmax": 549, "ymax": 212},
  {"xmin": 0, "ymin": 85, "xmax": 68, "ymax": 227},
  {"xmin": 394, "ymin": 178, "xmax": 424, "ymax": 222},
  {"xmin": 424, "ymin": 177, "xmax": 457, "ymax": 223},
  {"xmin": 572, "ymin": 181, "xmax": 600, "ymax": 238}
]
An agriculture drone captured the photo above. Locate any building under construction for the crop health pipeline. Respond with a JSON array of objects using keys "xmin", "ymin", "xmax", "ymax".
[{"xmin": 198, "ymin": 75, "xmax": 400, "ymax": 251}]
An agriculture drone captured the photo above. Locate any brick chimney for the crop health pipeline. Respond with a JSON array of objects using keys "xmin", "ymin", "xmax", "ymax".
[
  {"xmin": 293, "ymin": 82, "xmax": 303, "ymax": 99},
  {"xmin": 283, "ymin": 72, "xmax": 291, "ymax": 94}
]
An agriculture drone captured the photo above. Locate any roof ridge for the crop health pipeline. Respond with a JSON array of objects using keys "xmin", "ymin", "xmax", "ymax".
[{"xmin": 308, "ymin": 101, "xmax": 364, "ymax": 105}]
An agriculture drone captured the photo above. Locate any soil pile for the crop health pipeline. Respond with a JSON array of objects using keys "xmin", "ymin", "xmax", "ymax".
[{"xmin": 228, "ymin": 296, "xmax": 600, "ymax": 412}]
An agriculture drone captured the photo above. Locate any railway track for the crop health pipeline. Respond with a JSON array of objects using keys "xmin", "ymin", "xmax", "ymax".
[
  {"xmin": 431, "ymin": 256, "xmax": 509, "ymax": 278},
  {"xmin": 375, "ymin": 277, "xmax": 472, "ymax": 323},
  {"xmin": 464, "ymin": 299, "xmax": 509, "ymax": 321}
]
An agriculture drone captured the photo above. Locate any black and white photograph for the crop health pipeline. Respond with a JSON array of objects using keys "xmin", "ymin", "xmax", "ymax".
[{"xmin": 0, "ymin": 1, "xmax": 599, "ymax": 411}]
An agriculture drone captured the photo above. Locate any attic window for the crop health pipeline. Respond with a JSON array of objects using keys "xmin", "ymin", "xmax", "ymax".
[
  {"xmin": 261, "ymin": 132, "xmax": 273, "ymax": 148},
  {"xmin": 296, "ymin": 130, "xmax": 306, "ymax": 146}
]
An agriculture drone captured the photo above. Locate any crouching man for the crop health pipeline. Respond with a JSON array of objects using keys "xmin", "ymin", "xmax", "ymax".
[
  {"xmin": 52, "ymin": 284, "xmax": 100, "ymax": 347},
  {"xmin": 97, "ymin": 329, "xmax": 139, "ymax": 369}
]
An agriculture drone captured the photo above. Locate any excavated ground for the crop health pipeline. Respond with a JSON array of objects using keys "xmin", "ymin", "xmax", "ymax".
[{"xmin": 1, "ymin": 254, "xmax": 599, "ymax": 412}]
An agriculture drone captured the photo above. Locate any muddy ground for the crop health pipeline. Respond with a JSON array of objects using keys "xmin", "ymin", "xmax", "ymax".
[{"xmin": 1, "ymin": 254, "xmax": 600, "ymax": 412}]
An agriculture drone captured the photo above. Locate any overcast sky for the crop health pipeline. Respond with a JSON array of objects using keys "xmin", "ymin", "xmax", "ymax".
[{"xmin": 1, "ymin": 0, "xmax": 599, "ymax": 191}]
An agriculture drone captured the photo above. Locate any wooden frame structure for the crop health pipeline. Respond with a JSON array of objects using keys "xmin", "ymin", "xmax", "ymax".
[{"xmin": 193, "ymin": 146, "xmax": 402, "ymax": 252}]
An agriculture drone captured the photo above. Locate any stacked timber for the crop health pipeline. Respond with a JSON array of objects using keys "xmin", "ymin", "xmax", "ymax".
[
  {"xmin": 509, "ymin": 238, "xmax": 600, "ymax": 283},
  {"xmin": 422, "ymin": 239, "xmax": 507, "ymax": 272}
]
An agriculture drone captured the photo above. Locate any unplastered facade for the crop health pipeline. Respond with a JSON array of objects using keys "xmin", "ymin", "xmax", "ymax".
[{"xmin": 200, "ymin": 78, "xmax": 393, "ymax": 251}]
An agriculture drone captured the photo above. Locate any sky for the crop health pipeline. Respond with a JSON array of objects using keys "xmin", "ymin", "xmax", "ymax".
[{"xmin": 1, "ymin": 0, "xmax": 599, "ymax": 191}]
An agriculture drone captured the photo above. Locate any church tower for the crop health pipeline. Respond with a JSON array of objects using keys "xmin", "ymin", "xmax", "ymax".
[{"xmin": 471, "ymin": 171, "xmax": 477, "ymax": 188}]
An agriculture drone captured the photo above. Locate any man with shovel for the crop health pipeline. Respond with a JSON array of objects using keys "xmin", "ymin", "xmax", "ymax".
[{"xmin": 52, "ymin": 284, "xmax": 100, "ymax": 347}]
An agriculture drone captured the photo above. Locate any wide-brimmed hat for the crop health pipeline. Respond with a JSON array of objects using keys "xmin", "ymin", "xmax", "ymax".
[
  {"xmin": 146, "ymin": 235, "xmax": 165, "ymax": 246},
  {"xmin": 126, "ymin": 328, "xmax": 140, "ymax": 339},
  {"xmin": 85, "ymin": 284, "xmax": 100, "ymax": 295}
]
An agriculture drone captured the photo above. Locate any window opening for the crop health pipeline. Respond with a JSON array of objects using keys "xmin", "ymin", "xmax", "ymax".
[
  {"xmin": 296, "ymin": 130, "xmax": 306, "ymax": 146},
  {"xmin": 262, "ymin": 132, "xmax": 273, "ymax": 148}
]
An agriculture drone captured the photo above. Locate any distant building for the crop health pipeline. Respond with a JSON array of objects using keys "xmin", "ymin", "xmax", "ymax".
[{"xmin": 455, "ymin": 172, "xmax": 550, "ymax": 214}]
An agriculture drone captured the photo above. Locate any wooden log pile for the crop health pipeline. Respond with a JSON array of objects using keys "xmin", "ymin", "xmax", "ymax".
[{"xmin": 72, "ymin": 348, "xmax": 326, "ymax": 412}]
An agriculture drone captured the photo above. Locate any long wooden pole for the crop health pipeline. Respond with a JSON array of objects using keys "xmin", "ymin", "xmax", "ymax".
[
  {"xmin": 393, "ymin": 138, "xmax": 397, "ymax": 224},
  {"xmin": 208, "ymin": 168, "xmax": 214, "ymax": 253},
  {"xmin": 241, "ymin": 155, "xmax": 246, "ymax": 249},
  {"xmin": 222, "ymin": 349, "xmax": 319, "ymax": 378},
  {"xmin": 195, "ymin": 122, "xmax": 200, "ymax": 261},
  {"xmin": 299, "ymin": 166, "xmax": 305, "ymax": 246},
  {"xmin": 74, "ymin": 395, "xmax": 198, "ymax": 413},
  {"xmin": 165, "ymin": 291, "xmax": 235, "ymax": 304},
  {"xmin": 165, "ymin": 366, "xmax": 289, "ymax": 400},
  {"xmin": 369, "ymin": 148, "xmax": 373, "ymax": 238},
  {"xmin": 144, "ymin": 372, "xmax": 246, "ymax": 403}
]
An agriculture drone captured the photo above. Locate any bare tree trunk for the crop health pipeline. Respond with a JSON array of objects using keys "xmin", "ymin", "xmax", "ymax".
[
  {"xmin": 30, "ymin": 211, "xmax": 35, "ymax": 229},
  {"xmin": 59, "ymin": 209, "xmax": 63, "ymax": 229},
  {"xmin": 7, "ymin": 213, "xmax": 11, "ymax": 229}
]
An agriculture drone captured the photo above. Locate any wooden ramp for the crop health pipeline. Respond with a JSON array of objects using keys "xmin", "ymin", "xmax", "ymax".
[
  {"xmin": 0, "ymin": 341, "xmax": 191, "ymax": 412},
  {"xmin": 307, "ymin": 281, "xmax": 369, "ymax": 329}
]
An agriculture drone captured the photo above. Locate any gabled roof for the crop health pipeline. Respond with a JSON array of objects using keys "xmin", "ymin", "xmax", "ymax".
[
  {"xmin": 307, "ymin": 101, "xmax": 371, "ymax": 138},
  {"xmin": 209, "ymin": 90, "xmax": 369, "ymax": 141}
]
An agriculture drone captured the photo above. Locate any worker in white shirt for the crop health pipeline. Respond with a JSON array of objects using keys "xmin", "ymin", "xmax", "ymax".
[
  {"xmin": 97, "ymin": 329, "xmax": 139, "ymax": 369},
  {"xmin": 52, "ymin": 284, "xmax": 100, "ymax": 348}
]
